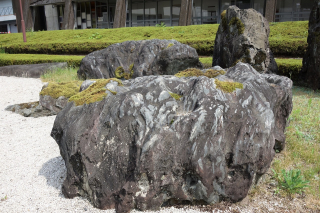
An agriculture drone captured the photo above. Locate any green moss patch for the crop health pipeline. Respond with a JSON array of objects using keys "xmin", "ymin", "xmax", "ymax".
[
  {"xmin": 229, "ymin": 17, "xmax": 245, "ymax": 35},
  {"xmin": 68, "ymin": 78, "xmax": 122, "ymax": 106},
  {"xmin": 175, "ymin": 68, "xmax": 225, "ymax": 78},
  {"xmin": 215, "ymin": 79, "xmax": 243, "ymax": 93},
  {"xmin": 40, "ymin": 81, "xmax": 82, "ymax": 99},
  {"xmin": 115, "ymin": 65, "xmax": 134, "ymax": 80},
  {"xmin": 167, "ymin": 43, "xmax": 174, "ymax": 48},
  {"xmin": 169, "ymin": 92, "xmax": 182, "ymax": 100},
  {"xmin": 204, "ymin": 69, "xmax": 226, "ymax": 78},
  {"xmin": 175, "ymin": 68, "xmax": 204, "ymax": 77}
]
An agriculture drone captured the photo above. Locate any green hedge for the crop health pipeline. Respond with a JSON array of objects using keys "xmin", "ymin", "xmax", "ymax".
[
  {"xmin": 199, "ymin": 57, "xmax": 303, "ymax": 81},
  {"xmin": 0, "ymin": 21, "xmax": 308, "ymax": 56},
  {"xmin": 0, "ymin": 54, "xmax": 302, "ymax": 83},
  {"xmin": 0, "ymin": 54, "xmax": 84, "ymax": 67}
]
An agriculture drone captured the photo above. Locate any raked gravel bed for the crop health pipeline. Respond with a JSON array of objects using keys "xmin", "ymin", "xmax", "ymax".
[{"xmin": 0, "ymin": 76, "xmax": 311, "ymax": 213}]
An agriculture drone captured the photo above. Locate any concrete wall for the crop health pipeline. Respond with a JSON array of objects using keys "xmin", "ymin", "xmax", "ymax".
[{"xmin": 44, "ymin": 5, "xmax": 59, "ymax": 30}]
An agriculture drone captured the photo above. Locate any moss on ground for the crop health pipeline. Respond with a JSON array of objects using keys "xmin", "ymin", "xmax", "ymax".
[
  {"xmin": 169, "ymin": 92, "xmax": 182, "ymax": 100},
  {"xmin": 215, "ymin": 79, "xmax": 243, "ymax": 93},
  {"xmin": 175, "ymin": 68, "xmax": 225, "ymax": 78},
  {"xmin": 68, "ymin": 78, "xmax": 122, "ymax": 106},
  {"xmin": 40, "ymin": 81, "xmax": 82, "ymax": 99}
]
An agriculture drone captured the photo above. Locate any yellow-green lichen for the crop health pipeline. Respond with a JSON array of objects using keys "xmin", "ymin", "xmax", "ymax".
[
  {"xmin": 229, "ymin": 17, "xmax": 245, "ymax": 35},
  {"xmin": 40, "ymin": 81, "xmax": 82, "ymax": 99},
  {"xmin": 167, "ymin": 43, "xmax": 174, "ymax": 48},
  {"xmin": 204, "ymin": 69, "xmax": 226, "ymax": 78},
  {"xmin": 115, "ymin": 66, "xmax": 125, "ymax": 79},
  {"xmin": 221, "ymin": 10, "xmax": 228, "ymax": 31},
  {"xmin": 169, "ymin": 92, "xmax": 182, "ymax": 100},
  {"xmin": 115, "ymin": 65, "xmax": 134, "ymax": 80},
  {"xmin": 175, "ymin": 68, "xmax": 204, "ymax": 78},
  {"xmin": 175, "ymin": 68, "xmax": 225, "ymax": 78},
  {"xmin": 68, "ymin": 78, "xmax": 122, "ymax": 106},
  {"xmin": 215, "ymin": 79, "xmax": 243, "ymax": 93}
]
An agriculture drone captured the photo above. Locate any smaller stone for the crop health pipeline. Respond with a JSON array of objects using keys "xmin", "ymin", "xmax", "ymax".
[{"xmin": 22, "ymin": 109, "xmax": 32, "ymax": 117}]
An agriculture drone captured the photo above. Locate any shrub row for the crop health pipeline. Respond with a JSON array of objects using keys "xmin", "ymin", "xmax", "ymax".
[
  {"xmin": 0, "ymin": 21, "xmax": 308, "ymax": 56},
  {"xmin": 0, "ymin": 54, "xmax": 302, "ymax": 83},
  {"xmin": 0, "ymin": 54, "xmax": 84, "ymax": 67},
  {"xmin": 199, "ymin": 57, "xmax": 303, "ymax": 81}
]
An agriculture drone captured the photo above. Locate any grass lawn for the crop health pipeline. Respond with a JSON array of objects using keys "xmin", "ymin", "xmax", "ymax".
[{"xmin": 0, "ymin": 21, "xmax": 308, "ymax": 56}]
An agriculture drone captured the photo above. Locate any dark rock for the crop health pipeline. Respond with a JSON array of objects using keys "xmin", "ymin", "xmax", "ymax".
[
  {"xmin": 51, "ymin": 63, "xmax": 292, "ymax": 212},
  {"xmin": 39, "ymin": 95, "xmax": 68, "ymax": 115},
  {"xmin": 212, "ymin": 6, "xmax": 277, "ymax": 74},
  {"xmin": 77, "ymin": 39, "xmax": 203, "ymax": 80},
  {"xmin": 301, "ymin": 0, "xmax": 320, "ymax": 90},
  {"xmin": 0, "ymin": 62, "xmax": 68, "ymax": 78}
]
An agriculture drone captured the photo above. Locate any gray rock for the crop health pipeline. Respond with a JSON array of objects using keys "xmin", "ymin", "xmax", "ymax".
[
  {"xmin": 22, "ymin": 109, "xmax": 32, "ymax": 117},
  {"xmin": 51, "ymin": 63, "xmax": 292, "ymax": 212},
  {"xmin": 301, "ymin": 0, "xmax": 320, "ymax": 90},
  {"xmin": 80, "ymin": 80, "xmax": 96, "ymax": 92},
  {"xmin": 5, "ymin": 101, "xmax": 55, "ymax": 118},
  {"xmin": 212, "ymin": 6, "xmax": 277, "ymax": 74},
  {"xmin": 39, "ymin": 95, "xmax": 68, "ymax": 115},
  {"xmin": 77, "ymin": 39, "xmax": 203, "ymax": 80},
  {"xmin": 0, "ymin": 62, "xmax": 68, "ymax": 78}
]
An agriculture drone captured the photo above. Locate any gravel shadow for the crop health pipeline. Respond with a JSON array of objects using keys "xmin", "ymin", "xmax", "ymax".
[{"xmin": 39, "ymin": 156, "xmax": 66, "ymax": 191}]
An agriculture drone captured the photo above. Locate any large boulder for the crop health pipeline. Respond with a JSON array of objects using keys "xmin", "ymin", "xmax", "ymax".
[
  {"xmin": 77, "ymin": 39, "xmax": 203, "ymax": 80},
  {"xmin": 212, "ymin": 6, "xmax": 278, "ymax": 74},
  {"xmin": 52, "ymin": 63, "xmax": 292, "ymax": 213},
  {"xmin": 301, "ymin": 0, "xmax": 320, "ymax": 90}
]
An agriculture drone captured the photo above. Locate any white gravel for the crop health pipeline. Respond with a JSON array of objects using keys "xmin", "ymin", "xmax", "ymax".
[{"xmin": 0, "ymin": 76, "xmax": 222, "ymax": 213}]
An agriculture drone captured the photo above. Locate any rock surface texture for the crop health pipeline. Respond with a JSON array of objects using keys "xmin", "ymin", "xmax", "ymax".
[
  {"xmin": 0, "ymin": 62, "xmax": 68, "ymax": 78},
  {"xmin": 301, "ymin": 0, "xmax": 320, "ymax": 90},
  {"xmin": 52, "ymin": 63, "xmax": 292, "ymax": 213},
  {"xmin": 77, "ymin": 39, "xmax": 203, "ymax": 80},
  {"xmin": 212, "ymin": 6, "xmax": 278, "ymax": 74}
]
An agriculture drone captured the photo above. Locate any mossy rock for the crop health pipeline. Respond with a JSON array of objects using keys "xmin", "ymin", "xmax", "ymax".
[
  {"xmin": 215, "ymin": 79, "xmax": 243, "ymax": 93},
  {"xmin": 68, "ymin": 78, "xmax": 122, "ymax": 106},
  {"xmin": 229, "ymin": 17, "xmax": 245, "ymax": 35},
  {"xmin": 175, "ymin": 68, "xmax": 225, "ymax": 78},
  {"xmin": 40, "ymin": 81, "xmax": 82, "ymax": 99}
]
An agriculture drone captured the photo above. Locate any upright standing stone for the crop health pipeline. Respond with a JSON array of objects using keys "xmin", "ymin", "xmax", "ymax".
[
  {"xmin": 301, "ymin": 0, "xmax": 320, "ymax": 90},
  {"xmin": 212, "ymin": 6, "xmax": 278, "ymax": 74}
]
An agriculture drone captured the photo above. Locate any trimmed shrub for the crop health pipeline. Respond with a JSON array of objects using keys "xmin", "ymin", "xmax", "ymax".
[
  {"xmin": 199, "ymin": 57, "xmax": 303, "ymax": 82},
  {"xmin": 0, "ymin": 21, "xmax": 308, "ymax": 56},
  {"xmin": 0, "ymin": 54, "xmax": 84, "ymax": 67}
]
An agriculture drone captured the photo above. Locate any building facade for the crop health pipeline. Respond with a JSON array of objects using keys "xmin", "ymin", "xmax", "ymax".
[
  {"xmin": 12, "ymin": 0, "xmax": 313, "ymax": 32},
  {"xmin": 0, "ymin": 0, "xmax": 18, "ymax": 33}
]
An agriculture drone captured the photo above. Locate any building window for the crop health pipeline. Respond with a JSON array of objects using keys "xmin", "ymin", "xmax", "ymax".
[
  {"xmin": 276, "ymin": 0, "xmax": 312, "ymax": 22},
  {"xmin": 192, "ymin": 0, "xmax": 266, "ymax": 25}
]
